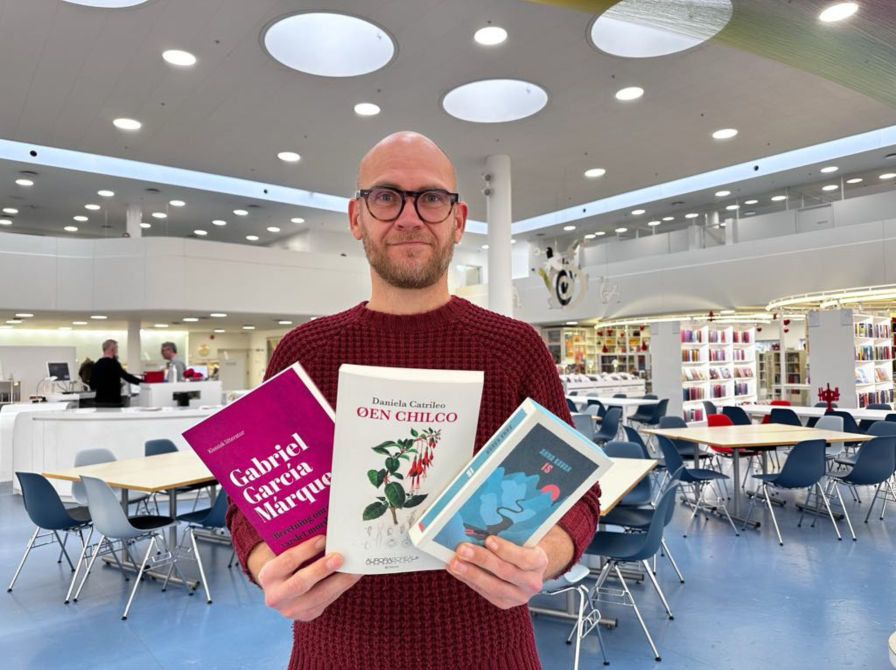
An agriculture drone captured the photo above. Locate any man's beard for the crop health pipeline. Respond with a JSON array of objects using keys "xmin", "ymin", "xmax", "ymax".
[{"xmin": 360, "ymin": 226, "xmax": 455, "ymax": 290}]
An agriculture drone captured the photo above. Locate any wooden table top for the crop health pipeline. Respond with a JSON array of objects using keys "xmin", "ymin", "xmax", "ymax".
[
  {"xmin": 599, "ymin": 457, "xmax": 657, "ymax": 515},
  {"xmin": 43, "ymin": 450, "xmax": 214, "ymax": 493},
  {"xmin": 643, "ymin": 424, "xmax": 873, "ymax": 447}
]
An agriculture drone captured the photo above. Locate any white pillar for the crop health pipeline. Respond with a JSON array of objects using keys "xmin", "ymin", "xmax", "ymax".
[
  {"xmin": 126, "ymin": 204, "xmax": 142, "ymax": 238},
  {"xmin": 127, "ymin": 318, "xmax": 142, "ymax": 375},
  {"xmin": 486, "ymin": 154, "xmax": 513, "ymax": 316}
]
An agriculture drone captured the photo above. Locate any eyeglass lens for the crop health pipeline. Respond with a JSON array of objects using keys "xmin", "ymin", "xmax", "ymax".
[{"xmin": 365, "ymin": 187, "xmax": 453, "ymax": 223}]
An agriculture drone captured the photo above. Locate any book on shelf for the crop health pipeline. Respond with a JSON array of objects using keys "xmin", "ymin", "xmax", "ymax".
[
  {"xmin": 408, "ymin": 398, "xmax": 613, "ymax": 564},
  {"xmin": 327, "ymin": 365, "xmax": 484, "ymax": 575},
  {"xmin": 181, "ymin": 362, "xmax": 335, "ymax": 556},
  {"xmin": 855, "ymin": 368, "xmax": 871, "ymax": 384}
]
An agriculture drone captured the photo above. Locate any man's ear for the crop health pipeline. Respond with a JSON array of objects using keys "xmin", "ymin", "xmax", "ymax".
[
  {"xmin": 453, "ymin": 201, "xmax": 468, "ymax": 244},
  {"xmin": 348, "ymin": 197, "xmax": 363, "ymax": 241}
]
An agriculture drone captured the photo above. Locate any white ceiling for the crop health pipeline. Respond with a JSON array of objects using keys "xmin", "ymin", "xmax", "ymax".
[{"xmin": 0, "ymin": 0, "xmax": 895, "ymax": 242}]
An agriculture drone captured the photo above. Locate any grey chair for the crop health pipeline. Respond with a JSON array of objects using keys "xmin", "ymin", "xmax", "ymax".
[
  {"xmin": 145, "ymin": 439, "xmax": 213, "ymax": 512},
  {"xmin": 73, "ymin": 475, "xmax": 210, "ymax": 619},
  {"xmin": 571, "ymin": 413, "xmax": 595, "ymax": 440},
  {"xmin": 71, "ymin": 448, "xmax": 152, "ymax": 514},
  {"xmin": 814, "ymin": 414, "xmax": 844, "ymax": 463}
]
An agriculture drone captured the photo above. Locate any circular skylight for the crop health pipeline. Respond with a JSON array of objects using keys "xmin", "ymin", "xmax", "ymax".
[
  {"xmin": 62, "ymin": 0, "xmax": 150, "ymax": 7},
  {"xmin": 589, "ymin": 0, "xmax": 733, "ymax": 59},
  {"xmin": 442, "ymin": 79, "xmax": 548, "ymax": 123},
  {"xmin": 263, "ymin": 13, "xmax": 396, "ymax": 78}
]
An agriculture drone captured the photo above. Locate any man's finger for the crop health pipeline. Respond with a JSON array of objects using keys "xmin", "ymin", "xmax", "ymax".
[
  {"xmin": 259, "ymin": 535, "xmax": 326, "ymax": 584},
  {"xmin": 447, "ymin": 558, "xmax": 526, "ymax": 609},
  {"xmin": 281, "ymin": 572, "xmax": 363, "ymax": 620},
  {"xmin": 484, "ymin": 536, "xmax": 548, "ymax": 573},
  {"xmin": 282, "ymin": 552, "xmax": 349, "ymax": 597},
  {"xmin": 455, "ymin": 542, "xmax": 523, "ymax": 584}
]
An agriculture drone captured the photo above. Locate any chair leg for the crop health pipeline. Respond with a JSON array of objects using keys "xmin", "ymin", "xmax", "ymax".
[
  {"xmin": 188, "ymin": 528, "xmax": 212, "ymax": 604},
  {"xmin": 863, "ymin": 483, "xmax": 883, "ymax": 523},
  {"xmin": 763, "ymin": 484, "xmax": 784, "ymax": 546},
  {"xmin": 832, "ymin": 484, "xmax": 856, "ymax": 541},
  {"xmin": 7, "ymin": 526, "xmax": 40, "ymax": 592},
  {"xmin": 576, "ymin": 584, "xmax": 610, "ymax": 667},
  {"xmin": 73, "ymin": 535, "xmax": 106, "ymax": 602},
  {"xmin": 614, "ymin": 563, "xmax": 661, "ymax": 661},
  {"xmin": 661, "ymin": 538, "xmax": 685, "ymax": 583},
  {"xmin": 642, "ymin": 559, "xmax": 674, "ymax": 619},
  {"xmin": 228, "ymin": 549, "xmax": 236, "ymax": 569},
  {"xmin": 65, "ymin": 527, "xmax": 93, "ymax": 604},
  {"xmin": 123, "ymin": 535, "xmax": 156, "ymax": 620},
  {"xmin": 56, "ymin": 531, "xmax": 69, "ymax": 567},
  {"xmin": 815, "ymin": 483, "xmax": 842, "ymax": 541}
]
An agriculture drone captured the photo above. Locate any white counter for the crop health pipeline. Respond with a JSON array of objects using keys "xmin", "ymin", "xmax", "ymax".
[
  {"xmin": 6, "ymin": 406, "xmax": 217, "ymax": 500},
  {"xmin": 137, "ymin": 381, "xmax": 222, "ymax": 408},
  {"xmin": 0, "ymin": 402, "xmax": 73, "ymax": 482}
]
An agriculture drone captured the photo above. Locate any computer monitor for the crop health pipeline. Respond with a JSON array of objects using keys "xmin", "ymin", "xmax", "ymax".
[{"xmin": 47, "ymin": 362, "xmax": 71, "ymax": 381}]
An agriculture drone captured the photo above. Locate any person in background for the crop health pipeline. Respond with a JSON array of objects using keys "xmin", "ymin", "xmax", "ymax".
[
  {"xmin": 89, "ymin": 340, "xmax": 142, "ymax": 407},
  {"xmin": 226, "ymin": 131, "xmax": 602, "ymax": 670},
  {"xmin": 161, "ymin": 341, "xmax": 185, "ymax": 381},
  {"xmin": 77, "ymin": 357, "xmax": 94, "ymax": 386}
]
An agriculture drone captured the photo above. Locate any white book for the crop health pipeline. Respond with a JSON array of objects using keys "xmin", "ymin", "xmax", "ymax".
[
  {"xmin": 327, "ymin": 365, "xmax": 484, "ymax": 574},
  {"xmin": 409, "ymin": 398, "xmax": 614, "ymax": 564}
]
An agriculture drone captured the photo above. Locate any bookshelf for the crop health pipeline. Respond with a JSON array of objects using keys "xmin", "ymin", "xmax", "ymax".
[
  {"xmin": 593, "ymin": 325, "xmax": 651, "ymax": 376},
  {"xmin": 759, "ymin": 349, "xmax": 810, "ymax": 404},
  {"xmin": 853, "ymin": 314, "xmax": 893, "ymax": 407},
  {"xmin": 542, "ymin": 327, "xmax": 598, "ymax": 373},
  {"xmin": 680, "ymin": 323, "xmax": 757, "ymax": 422}
]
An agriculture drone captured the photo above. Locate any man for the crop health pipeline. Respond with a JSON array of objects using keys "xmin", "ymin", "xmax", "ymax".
[
  {"xmin": 161, "ymin": 341, "xmax": 185, "ymax": 381},
  {"xmin": 89, "ymin": 339, "xmax": 143, "ymax": 407},
  {"xmin": 226, "ymin": 131, "xmax": 601, "ymax": 669}
]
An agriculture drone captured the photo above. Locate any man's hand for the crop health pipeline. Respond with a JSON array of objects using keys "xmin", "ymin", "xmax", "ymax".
[
  {"xmin": 447, "ymin": 535, "xmax": 549, "ymax": 610},
  {"xmin": 254, "ymin": 535, "xmax": 362, "ymax": 622}
]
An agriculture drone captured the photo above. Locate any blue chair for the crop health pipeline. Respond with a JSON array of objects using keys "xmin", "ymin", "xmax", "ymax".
[
  {"xmin": 808, "ymin": 402, "xmax": 838, "ymax": 427},
  {"xmin": 622, "ymin": 426, "xmax": 652, "ymax": 459},
  {"xmin": 632, "ymin": 398, "xmax": 669, "ymax": 431},
  {"xmin": 613, "ymin": 393, "xmax": 627, "ymax": 398},
  {"xmin": 176, "ymin": 488, "xmax": 236, "ymax": 579},
  {"xmin": 702, "ymin": 400, "xmax": 718, "ymax": 416},
  {"xmin": 603, "ymin": 441, "xmax": 653, "ymax": 506},
  {"xmin": 658, "ymin": 435, "xmax": 738, "ymax": 537},
  {"xmin": 658, "ymin": 415, "xmax": 711, "ymax": 463},
  {"xmin": 828, "ymin": 436, "xmax": 896, "ymax": 535},
  {"xmin": 629, "ymin": 394, "xmax": 658, "ymax": 424},
  {"xmin": 566, "ymin": 398, "xmax": 579, "ymax": 413},
  {"xmin": 571, "ymin": 413, "xmax": 595, "ymax": 440},
  {"xmin": 886, "ymin": 413, "xmax": 896, "ymax": 423},
  {"xmin": 8, "ymin": 472, "xmax": 92, "ymax": 600},
  {"xmin": 722, "ymin": 405, "xmax": 751, "ymax": 426},
  {"xmin": 584, "ymin": 484, "xmax": 681, "ymax": 662},
  {"xmin": 741, "ymin": 439, "xmax": 839, "ymax": 545},
  {"xmin": 769, "ymin": 407, "xmax": 801, "ymax": 426},
  {"xmin": 866, "ymin": 403, "xmax": 892, "ymax": 410},
  {"xmin": 593, "ymin": 407, "xmax": 622, "ymax": 445}
]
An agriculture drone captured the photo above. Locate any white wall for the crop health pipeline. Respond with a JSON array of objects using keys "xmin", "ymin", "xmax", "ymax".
[{"xmin": 0, "ymin": 346, "xmax": 76, "ymax": 399}]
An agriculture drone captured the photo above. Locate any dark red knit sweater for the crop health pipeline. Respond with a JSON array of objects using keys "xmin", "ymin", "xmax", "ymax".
[{"xmin": 226, "ymin": 297, "xmax": 601, "ymax": 670}]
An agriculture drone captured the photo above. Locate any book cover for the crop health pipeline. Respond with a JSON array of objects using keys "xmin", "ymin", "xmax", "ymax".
[
  {"xmin": 409, "ymin": 398, "xmax": 614, "ymax": 564},
  {"xmin": 327, "ymin": 365, "xmax": 484, "ymax": 575},
  {"xmin": 182, "ymin": 362, "xmax": 335, "ymax": 556}
]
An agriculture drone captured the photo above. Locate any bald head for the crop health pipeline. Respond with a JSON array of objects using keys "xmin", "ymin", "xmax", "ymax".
[{"xmin": 357, "ymin": 131, "xmax": 457, "ymax": 192}]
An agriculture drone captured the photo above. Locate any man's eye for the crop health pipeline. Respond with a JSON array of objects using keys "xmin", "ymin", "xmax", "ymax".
[{"xmin": 374, "ymin": 191, "xmax": 398, "ymax": 202}]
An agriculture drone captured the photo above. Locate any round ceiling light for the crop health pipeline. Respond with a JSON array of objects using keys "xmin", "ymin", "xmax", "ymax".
[
  {"xmin": 662, "ymin": 216, "xmax": 674, "ymax": 221},
  {"xmin": 210, "ymin": 313, "xmax": 227, "ymax": 318},
  {"xmin": 3, "ymin": 208, "xmax": 18, "ymax": 214},
  {"xmin": 648, "ymin": 220, "xmax": 661, "ymax": 226},
  {"xmin": 474, "ymin": 26, "xmax": 508, "ymax": 46},
  {"xmin": 819, "ymin": 3, "xmax": 858, "ymax": 23},
  {"xmin": 194, "ymin": 230, "xmax": 208, "ymax": 236},
  {"xmin": 152, "ymin": 212, "xmax": 167, "ymax": 219},
  {"xmin": 0, "ymin": 219, "xmax": 12, "ymax": 226},
  {"xmin": 822, "ymin": 184, "xmax": 839, "ymax": 191},
  {"xmin": 595, "ymin": 231, "xmax": 606, "ymax": 236},
  {"xmin": 73, "ymin": 215, "xmax": 88, "ymax": 222},
  {"xmin": 212, "ymin": 219, "xmax": 227, "ymax": 226},
  {"xmin": 140, "ymin": 222, "xmax": 151, "ymax": 228},
  {"xmin": 726, "ymin": 204, "xmax": 740, "ymax": 210},
  {"xmin": 354, "ymin": 102, "xmax": 381, "ymax": 116},
  {"xmin": 85, "ymin": 204, "xmax": 101, "ymax": 210},
  {"xmin": 64, "ymin": 226, "xmax": 79, "ymax": 232},
  {"xmin": 162, "ymin": 49, "xmax": 196, "ymax": 67},
  {"xmin": 685, "ymin": 212, "xmax": 700, "ymax": 219},
  {"xmin": 820, "ymin": 166, "xmax": 839, "ymax": 173},
  {"xmin": 744, "ymin": 199, "xmax": 759, "ymax": 205},
  {"xmin": 879, "ymin": 173, "xmax": 896, "ymax": 180},
  {"xmin": 98, "ymin": 190, "xmax": 115, "ymax": 197},
  {"xmin": 291, "ymin": 217, "xmax": 305, "ymax": 224},
  {"xmin": 584, "ymin": 234, "xmax": 596, "ymax": 239},
  {"xmin": 234, "ymin": 209, "xmax": 248, "ymax": 216},
  {"xmin": 715, "ymin": 190, "xmax": 731, "ymax": 197},
  {"xmin": 615, "ymin": 86, "xmax": 644, "ymax": 101},
  {"xmin": 263, "ymin": 13, "xmax": 396, "ymax": 78},
  {"xmin": 62, "ymin": 0, "xmax": 150, "ymax": 6},
  {"xmin": 277, "ymin": 151, "xmax": 301, "ymax": 163},
  {"xmin": 771, "ymin": 195, "xmax": 788, "ymax": 201},
  {"xmin": 584, "ymin": 168, "xmax": 607, "ymax": 179},
  {"xmin": 846, "ymin": 178, "xmax": 864, "ymax": 184},
  {"xmin": 113, "ymin": 118, "xmax": 142, "ymax": 131},
  {"xmin": 16, "ymin": 179, "xmax": 33, "ymax": 187},
  {"xmin": 563, "ymin": 225, "xmax": 576, "ymax": 231},
  {"xmin": 712, "ymin": 128, "xmax": 738, "ymax": 140},
  {"xmin": 169, "ymin": 200, "xmax": 185, "ymax": 207},
  {"xmin": 615, "ymin": 227, "xmax": 628, "ymax": 233},
  {"xmin": 267, "ymin": 226, "xmax": 281, "ymax": 233},
  {"xmin": 631, "ymin": 209, "xmax": 646, "ymax": 216},
  {"xmin": 442, "ymin": 79, "xmax": 548, "ymax": 123},
  {"xmin": 589, "ymin": 0, "xmax": 733, "ymax": 59},
  {"xmin": 246, "ymin": 235, "xmax": 259, "ymax": 241}
]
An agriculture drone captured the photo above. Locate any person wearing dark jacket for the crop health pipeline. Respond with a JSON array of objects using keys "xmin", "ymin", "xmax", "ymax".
[{"xmin": 90, "ymin": 339, "xmax": 142, "ymax": 407}]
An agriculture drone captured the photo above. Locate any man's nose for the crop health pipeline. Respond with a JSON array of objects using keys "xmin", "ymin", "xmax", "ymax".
[{"xmin": 394, "ymin": 194, "xmax": 425, "ymax": 228}]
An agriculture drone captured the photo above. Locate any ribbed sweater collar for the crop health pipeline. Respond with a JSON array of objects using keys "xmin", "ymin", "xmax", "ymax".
[{"xmin": 352, "ymin": 296, "xmax": 469, "ymax": 332}]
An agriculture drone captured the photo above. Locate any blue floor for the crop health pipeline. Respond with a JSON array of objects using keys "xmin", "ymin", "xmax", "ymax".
[{"xmin": 2, "ymin": 479, "xmax": 895, "ymax": 670}]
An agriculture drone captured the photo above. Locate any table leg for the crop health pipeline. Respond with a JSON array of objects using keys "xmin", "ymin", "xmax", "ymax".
[
  {"xmin": 169, "ymin": 488, "xmax": 178, "ymax": 549},
  {"xmin": 731, "ymin": 449, "xmax": 741, "ymax": 517}
]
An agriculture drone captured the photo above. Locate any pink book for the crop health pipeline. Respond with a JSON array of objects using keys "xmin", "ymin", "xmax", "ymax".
[{"xmin": 182, "ymin": 362, "xmax": 335, "ymax": 555}]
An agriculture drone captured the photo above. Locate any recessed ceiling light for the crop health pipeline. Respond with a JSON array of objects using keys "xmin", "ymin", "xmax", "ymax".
[
  {"xmin": 819, "ymin": 2, "xmax": 858, "ymax": 23},
  {"xmin": 715, "ymin": 190, "xmax": 731, "ymax": 197},
  {"xmin": 662, "ymin": 216, "xmax": 674, "ymax": 221},
  {"xmin": 474, "ymin": 26, "xmax": 508, "ymax": 45},
  {"xmin": 563, "ymin": 225, "xmax": 576, "ymax": 231},
  {"xmin": 631, "ymin": 209, "xmax": 646, "ymax": 216},
  {"xmin": 615, "ymin": 227, "xmax": 628, "ymax": 233},
  {"xmin": 72, "ymin": 321, "xmax": 88, "ymax": 325},
  {"xmin": 442, "ymin": 79, "xmax": 548, "ymax": 123},
  {"xmin": 183, "ymin": 317, "xmax": 199, "ymax": 322},
  {"xmin": 0, "ymin": 219, "xmax": 12, "ymax": 226},
  {"xmin": 113, "ymin": 118, "xmax": 142, "ymax": 131},
  {"xmin": 880, "ymin": 173, "xmax": 896, "ymax": 180},
  {"xmin": 589, "ymin": 0, "xmax": 733, "ymax": 58},
  {"xmin": 277, "ymin": 151, "xmax": 301, "ymax": 163},
  {"xmin": 584, "ymin": 168, "xmax": 606, "ymax": 178},
  {"xmin": 140, "ymin": 222, "xmax": 151, "ymax": 229},
  {"xmin": 234, "ymin": 209, "xmax": 248, "ymax": 216},
  {"xmin": 771, "ymin": 195, "xmax": 788, "ymax": 201},
  {"xmin": 726, "ymin": 204, "xmax": 740, "ymax": 210},
  {"xmin": 73, "ymin": 215, "xmax": 88, "ymax": 222},
  {"xmin": 595, "ymin": 231, "xmax": 606, "ymax": 236},
  {"xmin": 210, "ymin": 313, "xmax": 227, "ymax": 318},
  {"xmin": 169, "ymin": 200, "xmax": 185, "ymax": 207},
  {"xmin": 584, "ymin": 234, "xmax": 596, "ymax": 239},
  {"xmin": 98, "ymin": 190, "xmax": 115, "ymax": 197},
  {"xmin": 246, "ymin": 235, "xmax": 259, "ymax": 241},
  {"xmin": 154, "ymin": 323, "xmax": 168, "ymax": 328},
  {"xmin": 720, "ymin": 222, "xmax": 727, "ymax": 228},
  {"xmin": 62, "ymin": 1, "xmax": 150, "ymax": 7},
  {"xmin": 211, "ymin": 219, "xmax": 227, "ymax": 227},
  {"xmin": 648, "ymin": 220, "xmax": 661, "ymax": 226},
  {"xmin": 3, "ymin": 208, "xmax": 18, "ymax": 214},
  {"xmin": 822, "ymin": 184, "xmax": 839, "ymax": 191},
  {"xmin": 267, "ymin": 226, "xmax": 281, "ymax": 233},
  {"xmin": 6, "ymin": 320, "xmax": 22, "ymax": 324},
  {"xmin": 64, "ymin": 226, "xmax": 79, "ymax": 232},
  {"xmin": 744, "ymin": 199, "xmax": 759, "ymax": 205},
  {"xmin": 615, "ymin": 86, "xmax": 644, "ymax": 101},
  {"xmin": 685, "ymin": 213, "xmax": 699, "ymax": 219},
  {"xmin": 278, "ymin": 320, "xmax": 293, "ymax": 325},
  {"xmin": 194, "ymin": 229, "xmax": 208, "ymax": 236},
  {"xmin": 744, "ymin": 211, "xmax": 756, "ymax": 216},
  {"xmin": 242, "ymin": 325, "xmax": 255, "ymax": 330},
  {"xmin": 152, "ymin": 212, "xmax": 167, "ymax": 219},
  {"xmin": 712, "ymin": 128, "xmax": 738, "ymax": 140},
  {"xmin": 820, "ymin": 166, "xmax": 839, "ymax": 173},
  {"xmin": 511, "ymin": 239, "xmax": 517, "ymax": 244},
  {"xmin": 91, "ymin": 315, "xmax": 107, "ymax": 320},
  {"xmin": 291, "ymin": 217, "xmax": 305, "ymax": 224},
  {"xmin": 566, "ymin": 321, "xmax": 579, "ymax": 326},
  {"xmin": 15, "ymin": 179, "xmax": 33, "ymax": 187},
  {"xmin": 264, "ymin": 13, "xmax": 396, "ymax": 77},
  {"xmin": 85, "ymin": 204, "xmax": 101, "ymax": 210},
  {"xmin": 162, "ymin": 49, "xmax": 197, "ymax": 67},
  {"xmin": 846, "ymin": 178, "xmax": 864, "ymax": 184},
  {"xmin": 354, "ymin": 102, "xmax": 381, "ymax": 116},
  {"xmin": 58, "ymin": 327, "xmax": 72, "ymax": 331},
  {"xmin": 481, "ymin": 244, "xmax": 489, "ymax": 249},
  {"xmin": 214, "ymin": 329, "xmax": 226, "ymax": 333},
  {"xmin": 15, "ymin": 313, "xmax": 33, "ymax": 318}
]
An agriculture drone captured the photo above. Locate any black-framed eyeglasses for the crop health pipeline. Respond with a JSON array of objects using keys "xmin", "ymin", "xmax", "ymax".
[{"xmin": 355, "ymin": 186, "xmax": 459, "ymax": 224}]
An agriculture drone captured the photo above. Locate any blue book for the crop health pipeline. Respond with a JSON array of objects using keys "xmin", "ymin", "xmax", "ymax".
[{"xmin": 408, "ymin": 398, "xmax": 614, "ymax": 563}]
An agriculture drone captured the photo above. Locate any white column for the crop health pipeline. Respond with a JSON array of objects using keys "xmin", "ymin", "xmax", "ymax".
[
  {"xmin": 486, "ymin": 154, "xmax": 513, "ymax": 316},
  {"xmin": 127, "ymin": 318, "xmax": 143, "ymax": 375},
  {"xmin": 651, "ymin": 321, "xmax": 683, "ymax": 419},
  {"xmin": 126, "ymin": 204, "xmax": 142, "ymax": 238}
]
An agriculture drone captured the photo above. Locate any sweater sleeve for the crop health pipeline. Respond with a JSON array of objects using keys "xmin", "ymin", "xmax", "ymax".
[
  {"xmin": 224, "ymin": 333, "xmax": 300, "ymax": 583},
  {"xmin": 517, "ymin": 326, "xmax": 600, "ymax": 575}
]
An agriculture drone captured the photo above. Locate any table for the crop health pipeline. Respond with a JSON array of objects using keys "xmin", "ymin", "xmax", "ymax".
[
  {"xmin": 744, "ymin": 404, "xmax": 892, "ymax": 423},
  {"xmin": 644, "ymin": 424, "xmax": 871, "ymax": 519},
  {"xmin": 43, "ymin": 450, "xmax": 215, "ymax": 585},
  {"xmin": 567, "ymin": 396, "xmax": 660, "ymax": 427}
]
